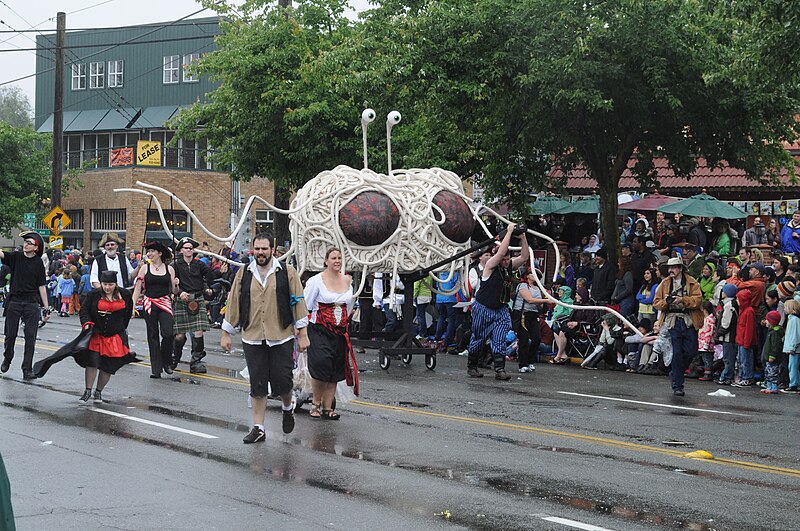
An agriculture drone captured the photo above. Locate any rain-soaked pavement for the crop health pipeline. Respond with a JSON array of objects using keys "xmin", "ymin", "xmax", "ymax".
[{"xmin": 2, "ymin": 315, "xmax": 799, "ymax": 530}]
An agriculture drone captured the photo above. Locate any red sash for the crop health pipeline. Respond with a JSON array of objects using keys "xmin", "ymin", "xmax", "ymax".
[{"xmin": 316, "ymin": 303, "xmax": 359, "ymax": 396}]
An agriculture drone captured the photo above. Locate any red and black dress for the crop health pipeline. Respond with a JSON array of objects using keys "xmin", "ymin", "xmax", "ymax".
[{"xmin": 33, "ymin": 288, "xmax": 136, "ymax": 377}]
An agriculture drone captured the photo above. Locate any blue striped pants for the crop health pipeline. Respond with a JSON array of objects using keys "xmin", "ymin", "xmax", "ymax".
[{"xmin": 468, "ymin": 301, "xmax": 511, "ymax": 370}]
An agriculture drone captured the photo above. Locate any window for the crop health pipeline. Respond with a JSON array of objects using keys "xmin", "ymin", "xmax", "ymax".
[
  {"xmin": 71, "ymin": 64, "xmax": 86, "ymax": 90},
  {"xmin": 108, "ymin": 60, "xmax": 123, "ymax": 87},
  {"xmin": 64, "ymin": 210, "xmax": 84, "ymax": 231},
  {"xmin": 180, "ymin": 138, "xmax": 196, "ymax": 169},
  {"xmin": 91, "ymin": 209, "xmax": 126, "ymax": 231},
  {"xmin": 163, "ymin": 55, "xmax": 179, "ymax": 84},
  {"xmin": 255, "ymin": 210, "xmax": 274, "ymax": 234},
  {"xmin": 65, "ymin": 135, "xmax": 81, "ymax": 169},
  {"xmin": 89, "ymin": 61, "xmax": 104, "ymax": 89},
  {"xmin": 183, "ymin": 53, "xmax": 200, "ymax": 82},
  {"xmin": 146, "ymin": 209, "xmax": 190, "ymax": 232}
]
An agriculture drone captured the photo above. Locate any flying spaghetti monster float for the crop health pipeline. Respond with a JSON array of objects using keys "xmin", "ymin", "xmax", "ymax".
[{"xmin": 114, "ymin": 109, "xmax": 640, "ymax": 371}]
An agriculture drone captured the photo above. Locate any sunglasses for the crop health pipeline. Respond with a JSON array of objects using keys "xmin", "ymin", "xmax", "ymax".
[
  {"xmin": 23, "ymin": 240, "xmax": 37, "ymax": 245},
  {"xmin": 104, "ymin": 243, "xmax": 118, "ymax": 247}
]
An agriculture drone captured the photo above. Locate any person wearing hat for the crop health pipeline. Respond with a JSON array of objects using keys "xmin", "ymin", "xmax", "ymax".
[
  {"xmin": 172, "ymin": 237, "xmax": 216, "ymax": 373},
  {"xmin": 132, "ymin": 241, "xmax": 177, "ymax": 378},
  {"xmin": 685, "ymin": 246, "xmax": 705, "ymax": 280},
  {"xmin": 715, "ymin": 283, "xmax": 739, "ymax": 385},
  {"xmin": 590, "ymin": 247, "xmax": 617, "ymax": 304},
  {"xmin": 0, "ymin": 231, "xmax": 50, "ymax": 379},
  {"xmin": 729, "ymin": 261, "xmax": 768, "ymax": 323},
  {"xmin": 33, "ymin": 270, "xmax": 137, "ymax": 402},
  {"xmin": 90, "ymin": 232, "xmax": 135, "ymax": 289},
  {"xmin": 761, "ymin": 310, "xmax": 784, "ymax": 394},
  {"xmin": 653, "ymin": 256, "xmax": 703, "ymax": 396}
]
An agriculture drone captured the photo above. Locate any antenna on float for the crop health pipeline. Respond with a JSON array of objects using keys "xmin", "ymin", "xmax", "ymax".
[
  {"xmin": 386, "ymin": 110, "xmax": 401, "ymax": 175},
  {"xmin": 361, "ymin": 108, "xmax": 376, "ymax": 169}
]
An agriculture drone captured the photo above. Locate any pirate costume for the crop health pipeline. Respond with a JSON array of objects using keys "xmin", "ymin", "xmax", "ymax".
[
  {"xmin": 303, "ymin": 274, "xmax": 359, "ymax": 396},
  {"xmin": 172, "ymin": 237, "xmax": 214, "ymax": 373},
  {"xmin": 467, "ymin": 264, "xmax": 514, "ymax": 379},
  {"xmin": 137, "ymin": 242, "xmax": 175, "ymax": 378}
]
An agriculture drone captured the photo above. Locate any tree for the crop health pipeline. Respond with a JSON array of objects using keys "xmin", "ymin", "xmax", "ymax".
[
  {"xmin": 0, "ymin": 87, "xmax": 33, "ymax": 129},
  {"xmin": 0, "ymin": 123, "xmax": 51, "ymax": 235}
]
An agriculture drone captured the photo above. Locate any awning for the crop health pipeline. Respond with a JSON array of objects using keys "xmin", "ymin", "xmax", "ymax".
[
  {"xmin": 36, "ymin": 110, "xmax": 81, "ymax": 133},
  {"xmin": 65, "ymin": 109, "xmax": 109, "ymax": 132},
  {"xmin": 94, "ymin": 107, "xmax": 139, "ymax": 130},
  {"xmin": 134, "ymin": 106, "xmax": 179, "ymax": 129}
]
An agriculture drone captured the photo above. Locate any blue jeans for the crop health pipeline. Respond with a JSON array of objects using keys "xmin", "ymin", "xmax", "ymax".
[
  {"xmin": 383, "ymin": 303, "xmax": 399, "ymax": 332},
  {"xmin": 619, "ymin": 296, "xmax": 637, "ymax": 319},
  {"xmin": 788, "ymin": 353, "xmax": 799, "ymax": 388},
  {"xmin": 414, "ymin": 301, "xmax": 430, "ymax": 337},
  {"xmin": 435, "ymin": 302, "xmax": 463, "ymax": 345},
  {"xmin": 720, "ymin": 342, "xmax": 736, "ymax": 382},
  {"xmin": 737, "ymin": 345, "xmax": 754, "ymax": 381},
  {"xmin": 667, "ymin": 319, "xmax": 697, "ymax": 391}
]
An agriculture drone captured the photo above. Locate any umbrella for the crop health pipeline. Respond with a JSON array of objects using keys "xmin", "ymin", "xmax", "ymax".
[
  {"xmin": 659, "ymin": 192, "xmax": 747, "ymax": 219},
  {"xmin": 528, "ymin": 196, "xmax": 571, "ymax": 215},
  {"xmin": 553, "ymin": 196, "xmax": 600, "ymax": 215},
  {"xmin": 618, "ymin": 192, "xmax": 679, "ymax": 212}
]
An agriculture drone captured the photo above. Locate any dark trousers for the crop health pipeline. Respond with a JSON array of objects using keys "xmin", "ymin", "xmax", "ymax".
[
  {"xmin": 668, "ymin": 319, "xmax": 697, "ymax": 391},
  {"xmin": 3, "ymin": 301, "xmax": 40, "ymax": 371},
  {"xmin": 435, "ymin": 302, "xmax": 463, "ymax": 345},
  {"xmin": 513, "ymin": 310, "xmax": 540, "ymax": 368},
  {"xmin": 358, "ymin": 298, "xmax": 376, "ymax": 335},
  {"xmin": 143, "ymin": 306, "xmax": 174, "ymax": 375}
]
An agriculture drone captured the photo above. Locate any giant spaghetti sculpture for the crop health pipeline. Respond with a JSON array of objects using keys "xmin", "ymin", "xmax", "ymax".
[{"xmin": 115, "ymin": 109, "xmax": 641, "ymax": 335}]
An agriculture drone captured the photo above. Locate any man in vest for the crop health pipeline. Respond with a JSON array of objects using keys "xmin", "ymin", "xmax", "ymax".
[
  {"xmin": 90, "ymin": 232, "xmax": 135, "ymax": 289},
  {"xmin": 172, "ymin": 237, "xmax": 216, "ymax": 373},
  {"xmin": 0, "ymin": 231, "xmax": 50, "ymax": 379},
  {"xmin": 221, "ymin": 233, "xmax": 309, "ymax": 443}
]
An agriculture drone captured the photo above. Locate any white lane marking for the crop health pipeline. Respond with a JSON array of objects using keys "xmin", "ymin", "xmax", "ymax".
[
  {"xmin": 538, "ymin": 515, "xmax": 616, "ymax": 530},
  {"xmin": 558, "ymin": 392, "xmax": 750, "ymax": 417},
  {"xmin": 89, "ymin": 407, "xmax": 219, "ymax": 439}
]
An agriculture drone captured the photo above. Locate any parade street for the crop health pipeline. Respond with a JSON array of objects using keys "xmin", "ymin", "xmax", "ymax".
[{"xmin": 1, "ymin": 315, "xmax": 798, "ymax": 531}]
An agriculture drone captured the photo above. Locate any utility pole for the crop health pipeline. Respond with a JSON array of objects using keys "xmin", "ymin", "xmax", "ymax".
[{"xmin": 51, "ymin": 11, "xmax": 66, "ymax": 208}]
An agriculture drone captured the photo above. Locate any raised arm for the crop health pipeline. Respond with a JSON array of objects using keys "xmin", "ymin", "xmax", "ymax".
[
  {"xmin": 510, "ymin": 233, "xmax": 529, "ymax": 269},
  {"xmin": 484, "ymin": 223, "xmax": 516, "ymax": 274}
]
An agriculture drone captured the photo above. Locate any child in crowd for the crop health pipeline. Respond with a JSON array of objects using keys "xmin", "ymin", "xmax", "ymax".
[
  {"xmin": 782, "ymin": 299, "xmax": 800, "ymax": 394},
  {"xmin": 57, "ymin": 269, "xmax": 75, "ymax": 317},
  {"xmin": 734, "ymin": 288, "xmax": 757, "ymax": 387},
  {"xmin": 624, "ymin": 317, "xmax": 656, "ymax": 372},
  {"xmin": 697, "ymin": 301, "xmax": 716, "ymax": 381},
  {"xmin": 648, "ymin": 321, "xmax": 672, "ymax": 375},
  {"xmin": 715, "ymin": 283, "xmax": 738, "ymax": 385},
  {"xmin": 46, "ymin": 271, "xmax": 59, "ymax": 310},
  {"xmin": 761, "ymin": 311, "xmax": 784, "ymax": 394}
]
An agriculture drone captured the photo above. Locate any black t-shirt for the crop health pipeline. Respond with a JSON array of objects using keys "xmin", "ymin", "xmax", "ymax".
[
  {"xmin": 174, "ymin": 257, "xmax": 212, "ymax": 293},
  {"xmin": 3, "ymin": 251, "xmax": 46, "ymax": 300}
]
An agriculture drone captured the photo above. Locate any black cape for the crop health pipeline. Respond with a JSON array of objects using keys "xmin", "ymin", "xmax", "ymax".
[{"xmin": 32, "ymin": 328, "xmax": 138, "ymax": 378}]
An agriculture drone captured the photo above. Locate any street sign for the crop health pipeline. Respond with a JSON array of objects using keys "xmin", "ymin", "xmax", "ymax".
[
  {"xmin": 49, "ymin": 236, "xmax": 63, "ymax": 249},
  {"xmin": 23, "ymin": 212, "xmax": 36, "ymax": 227},
  {"xmin": 35, "ymin": 229, "xmax": 51, "ymax": 237},
  {"xmin": 42, "ymin": 206, "xmax": 71, "ymax": 235}
]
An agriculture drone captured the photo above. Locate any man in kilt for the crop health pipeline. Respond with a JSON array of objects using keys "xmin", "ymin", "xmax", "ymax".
[{"xmin": 172, "ymin": 237, "xmax": 216, "ymax": 373}]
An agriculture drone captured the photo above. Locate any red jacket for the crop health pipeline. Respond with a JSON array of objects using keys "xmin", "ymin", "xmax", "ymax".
[{"xmin": 736, "ymin": 289, "xmax": 757, "ymax": 348}]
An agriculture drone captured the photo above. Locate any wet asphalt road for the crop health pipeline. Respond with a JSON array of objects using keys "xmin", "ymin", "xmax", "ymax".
[{"xmin": 2, "ymin": 314, "xmax": 799, "ymax": 530}]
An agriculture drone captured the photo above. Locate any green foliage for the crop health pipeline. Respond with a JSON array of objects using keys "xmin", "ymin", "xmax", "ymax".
[
  {"xmin": 0, "ymin": 124, "xmax": 51, "ymax": 235},
  {"xmin": 0, "ymin": 87, "xmax": 33, "ymax": 129}
]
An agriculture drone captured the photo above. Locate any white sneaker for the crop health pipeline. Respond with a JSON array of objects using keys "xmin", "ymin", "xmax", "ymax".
[
  {"xmin": 458, "ymin": 349, "xmax": 469, "ymax": 357},
  {"xmin": 518, "ymin": 366, "xmax": 531, "ymax": 373},
  {"xmin": 527, "ymin": 364, "xmax": 536, "ymax": 372}
]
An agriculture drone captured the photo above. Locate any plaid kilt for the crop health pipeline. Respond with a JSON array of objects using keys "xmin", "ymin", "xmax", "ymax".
[{"xmin": 173, "ymin": 296, "xmax": 210, "ymax": 334}]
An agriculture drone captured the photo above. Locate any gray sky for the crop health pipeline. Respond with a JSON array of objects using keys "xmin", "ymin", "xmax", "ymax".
[{"xmin": 0, "ymin": 0, "xmax": 371, "ymax": 113}]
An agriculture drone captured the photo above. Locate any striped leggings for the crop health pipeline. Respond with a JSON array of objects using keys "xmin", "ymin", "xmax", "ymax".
[{"xmin": 468, "ymin": 301, "xmax": 511, "ymax": 360}]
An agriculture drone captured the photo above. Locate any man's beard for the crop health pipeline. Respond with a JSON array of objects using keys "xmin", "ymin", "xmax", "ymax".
[{"xmin": 255, "ymin": 254, "xmax": 270, "ymax": 266}]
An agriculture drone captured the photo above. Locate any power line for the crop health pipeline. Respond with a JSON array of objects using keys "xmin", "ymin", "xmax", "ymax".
[
  {"xmin": 0, "ymin": 6, "xmax": 209, "ymax": 88},
  {"xmin": 0, "ymin": 20, "xmax": 221, "ymax": 34},
  {"xmin": 0, "ymin": 34, "xmax": 219, "ymax": 53},
  {"xmin": 65, "ymin": 0, "xmax": 117, "ymax": 16}
]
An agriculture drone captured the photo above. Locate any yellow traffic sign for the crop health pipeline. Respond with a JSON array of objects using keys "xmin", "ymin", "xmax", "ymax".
[
  {"xmin": 49, "ymin": 236, "xmax": 64, "ymax": 249},
  {"xmin": 43, "ymin": 206, "xmax": 71, "ymax": 235}
]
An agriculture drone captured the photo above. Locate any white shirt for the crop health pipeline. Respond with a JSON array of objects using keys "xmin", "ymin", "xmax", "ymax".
[
  {"xmin": 222, "ymin": 259, "xmax": 308, "ymax": 345},
  {"xmin": 89, "ymin": 252, "xmax": 134, "ymax": 287},
  {"xmin": 304, "ymin": 273, "xmax": 355, "ymax": 323},
  {"xmin": 373, "ymin": 272, "xmax": 404, "ymax": 307}
]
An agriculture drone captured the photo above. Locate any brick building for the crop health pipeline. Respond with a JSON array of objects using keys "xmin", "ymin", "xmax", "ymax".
[{"xmin": 34, "ymin": 17, "xmax": 276, "ymax": 252}]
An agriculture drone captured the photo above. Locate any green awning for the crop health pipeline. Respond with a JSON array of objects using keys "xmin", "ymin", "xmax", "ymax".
[
  {"xmin": 134, "ymin": 106, "xmax": 179, "ymax": 129},
  {"xmin": 95, "ymin": 107, "xmax": 139, "ymax": 130},
  {"xmin": 36, "ymin": 111, "xmax": 82, "ymax": 133},
  {"xmin": 65, "ymin": 109, "xmax": 109, "ymax": 132}
]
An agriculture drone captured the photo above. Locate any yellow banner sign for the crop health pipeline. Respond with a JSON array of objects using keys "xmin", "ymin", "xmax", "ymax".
[
  {"xmin": 49, "ymin": 236, "xmax": 63, "ymax": 249},
  {"xmin": 137, "ymin": 140, "xmax": 162, "ymax": 166}
]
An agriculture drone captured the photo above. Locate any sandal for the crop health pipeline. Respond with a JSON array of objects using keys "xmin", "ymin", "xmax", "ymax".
[
  {"xmin": 322, "ymin": 409, "xmax": 340, "ymax": 421},
  {"xmin": 309, "ymin": 402, "xmax": 322, "ymax": 419}
]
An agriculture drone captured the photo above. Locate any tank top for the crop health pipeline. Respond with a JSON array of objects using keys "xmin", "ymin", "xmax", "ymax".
[
  {"xmin": 144, "ymin": 263, "xmax": 171, "ymax": 298},
  {"xmin": 475, "ymin": 267, "xmax": 512, "ymax": 310}
]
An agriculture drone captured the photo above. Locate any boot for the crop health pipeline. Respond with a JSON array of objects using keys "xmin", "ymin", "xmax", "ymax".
[
  {"xmin": 172, "ymin": 335, "xmax": 188, "ymax": 371},
  {"xmin": 189, "ymin": 335, "xmax": 207, "ymax": 374}
]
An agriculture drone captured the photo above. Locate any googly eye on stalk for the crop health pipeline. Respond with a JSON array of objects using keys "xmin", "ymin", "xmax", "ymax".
[
  {"xmin": 361, "ymin": 108, "xmax": 376, "ymax": 169},
  {"xmin": 386, "ymin": 111, "xmax": 402, "ymax": 175}
]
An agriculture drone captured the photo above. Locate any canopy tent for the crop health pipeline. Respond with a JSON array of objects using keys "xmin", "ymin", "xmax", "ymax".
[
  {"xmin": 618, "ymin": 193, "xmax": 679, "ymax": 212},
  {"xmin": 553, "ymin": 196, "xmax": 600, "ymax": 215},
  {"xmin": 529, "ymin": 196, "xmax": 572, "ymax": 215},
  {"xmin": 659, "ymin": 192, "xmax": 748, "ymax": 219}
]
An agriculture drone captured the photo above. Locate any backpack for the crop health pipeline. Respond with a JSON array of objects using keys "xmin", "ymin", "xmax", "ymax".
[{"xmin": 714, "ymin": 300, "xmax": 738, "ymax": 343}]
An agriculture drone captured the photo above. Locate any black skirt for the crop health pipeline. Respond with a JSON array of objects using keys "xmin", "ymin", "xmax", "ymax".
[{"xmin": 307, "ymin": 322, "xmax": 346, "ymax": 383}]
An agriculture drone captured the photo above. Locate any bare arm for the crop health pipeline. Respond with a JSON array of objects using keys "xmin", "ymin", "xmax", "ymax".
[
  {"xmin": 484, "ymin": 223, "xmax": 516, "ymax": 274},
  {"xmin": 510, "ymin": 233, "xmax": 529, "ymax": 269}
]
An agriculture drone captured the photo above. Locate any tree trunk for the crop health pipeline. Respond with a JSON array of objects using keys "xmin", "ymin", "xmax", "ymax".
[
  {"xmin": 274, "ymin": 184, "xmax": 290, "ymax": 247},
  {"xmin": 595, "ymin": 170, "xmax": 620, "ymax": 267}
]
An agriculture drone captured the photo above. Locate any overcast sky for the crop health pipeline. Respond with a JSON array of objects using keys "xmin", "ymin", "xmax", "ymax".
[{"xmin": 0, "ymin": 0, "xmax": 371, "ymax": 113}]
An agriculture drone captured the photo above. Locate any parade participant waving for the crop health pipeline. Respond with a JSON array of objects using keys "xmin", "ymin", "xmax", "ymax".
[
  {"xmin": 34, "ymin": 271, "xmax": 136, "ymax": 402},
  {"xmin": 132, "ymin": 241, "xmax": 177, "ymax": 378},
  {"xmin": 0, "ymin": 231, "xmax": 50, "ymax": 379},
  {"xmin": 303, "ymin": 248, "xmax": 357, "ymax": 420},
  {"xmin": 222, "ymin": 233, "xmax": 309, "ymax": 443}
]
